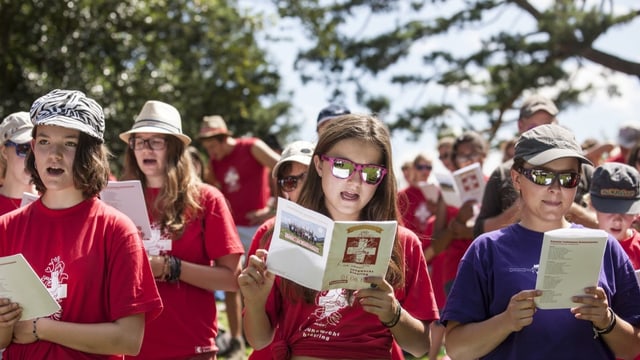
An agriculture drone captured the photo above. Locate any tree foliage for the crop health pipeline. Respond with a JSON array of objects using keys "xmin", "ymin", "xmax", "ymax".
[
  {"xmin": 0, "ymin": 0, "xmax": 293, "ymax": 174},
  {"xmin": 270, "ymin": 0, "xmax": 640, "ymax": 142}
]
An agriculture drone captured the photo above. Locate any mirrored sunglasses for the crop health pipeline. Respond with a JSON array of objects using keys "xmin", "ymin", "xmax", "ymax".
[
  {"xmin": 517, "ymin": 167, "xmax": 580, "ymax": 189},
  {"xmin": 321, "ymin": 154, "xmax": 387, "ymax": 186},
  {"xmin": 5, "ymin": 141, "xmax": 31, "ymax": 158},
  {"xmin": 278, "ymin": 173, "xmax": 306, "ymax": 192},
  {"xmin": 129, "ymin": 136, "xmax": 167, "ymax": 151}
]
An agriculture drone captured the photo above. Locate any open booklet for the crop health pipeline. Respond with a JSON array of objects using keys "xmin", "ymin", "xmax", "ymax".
[
  {"xmin": 266, "ymin": 198, "xmax": 397, "ymax": 291},
  {"xmin": 535, "ymin": 228, "xmax": 608, "ymax": 309},
  {"xmin": 0, "ymin": 254, "xmax": 61, "ymax": 320},
  {"xmin": 433, "ymin": 162, "xmax": 485, "ymax": 208},
  {"xmin": 100, "ymin": 180, "xmax": 170, "ymax": 255}
]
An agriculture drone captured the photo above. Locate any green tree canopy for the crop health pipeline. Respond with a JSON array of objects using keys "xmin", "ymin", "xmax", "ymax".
[
  {"xmin": 269, "ymin": 0, "xmax": 640, "ymax": 142},
  {"xmin": 0, "ymin": 0, "xmax": 294, "ymax": 174}
]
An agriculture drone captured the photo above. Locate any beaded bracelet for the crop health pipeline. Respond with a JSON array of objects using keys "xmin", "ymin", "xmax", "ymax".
[
  {"xmin": 167, "ymin": 255, "xmax": 182, "ymax": 282},
  {"xmin": 592, "ymin": 307, "xmax": 617, "ymax": 339},
  {"xmin": 381, "ymin": 299, "xmax": 402, "ymax": 328},
  {"xmin": 32, "ymin": 318, "xmax": 40, "ymax": 341}
]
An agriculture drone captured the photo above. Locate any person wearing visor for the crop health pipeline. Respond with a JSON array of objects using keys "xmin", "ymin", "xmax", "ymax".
[
  {"xmin": 0, "ymin": 111, "xmax": 38, "ymax": 214},
  {"xmin": 243, "ymin": 140, "xmax": 314, "ymax": 360},
  {"xmin": 442, "ymin": 124, "xmax": 640, "ymax": 360},
  {"xmin": 239, "ymin": 114, "xmax": 438, "ymax": 359}
]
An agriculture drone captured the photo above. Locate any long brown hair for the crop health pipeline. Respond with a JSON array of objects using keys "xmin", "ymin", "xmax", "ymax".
[
  {"xmin": 121, "ymin": 135, "xmax": 202, "ymax": 238},
  {"xmin": 282, "ymin": 114, "xmax": 405, "ymax": 303}
]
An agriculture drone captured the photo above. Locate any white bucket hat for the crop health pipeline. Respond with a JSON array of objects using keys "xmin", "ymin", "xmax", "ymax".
[{"xmin": 119, "ymin": 100, "xmax": 191, "ymax": 145}]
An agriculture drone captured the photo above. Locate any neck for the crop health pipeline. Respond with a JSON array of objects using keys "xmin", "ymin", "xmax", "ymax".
[
  {"xmin": 518, "ymin": 217, "xmax": 571, "ymax": 233},
  {"xmin": 146, "ymin": 175, "xmax": 164, "ymax": 188},
  {"xmin": 41, "ymin": 188, "xmax": 85, "ymax": 209}
]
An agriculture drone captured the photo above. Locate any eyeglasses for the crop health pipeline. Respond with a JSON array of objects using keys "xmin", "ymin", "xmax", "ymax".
[
  {"xmin": 455, "ymin": 153, "xmax": 482, "ymax": 164},
  {"xmin": 321, "ymin": 154, "xmax": 387, "ymax": 186},
  {"xmin": 415, "ymin": 164, "xmax": 433, "ymax": 171},
  {"xmin": 278, "ymin": 173, "xmax": 306, "ymax": 192},
  {"xmin": 5, "ymin": 141, "xmax": 31, "ymax": 158},
  {"xmin": 517, "ymin": 167, "xmax": 581, "ymax": 188},
  {"xmin": 129, "ymin": 137, "xmax": 167, "ymax": 151}
]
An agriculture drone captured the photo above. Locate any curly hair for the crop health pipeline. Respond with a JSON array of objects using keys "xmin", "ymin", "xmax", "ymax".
[
  {"xmin": 281, "ymin": 113, "xmax": 405, "ymax": 303},
  {"xmin": 26, "ymin": 129, "xmax": 110, "ymax": 198},
  {"xmin": 121, "ymin": 135, "xmax": 202, "ymax": 238}
]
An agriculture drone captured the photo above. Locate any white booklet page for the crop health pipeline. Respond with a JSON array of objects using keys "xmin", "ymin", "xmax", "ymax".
[{"xmin": 535, "ymin": 228, "xmax": 608, "ymax": 309}]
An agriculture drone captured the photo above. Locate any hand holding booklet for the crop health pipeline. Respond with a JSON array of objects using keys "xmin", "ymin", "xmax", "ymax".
[
  {"xmin": 433, "ymin": 162, "xmax": 485, "ymax": 208},
  {"xmin": 266, "ymin": 198, "xmax": 397, "ymax": 291},
  {"xmin": 535, "ymin": 228, "xmax": 608, "ymax": 309},
  {"xmin": 0, "ymin": 254, "xmax": 60, "ymax": 320}
]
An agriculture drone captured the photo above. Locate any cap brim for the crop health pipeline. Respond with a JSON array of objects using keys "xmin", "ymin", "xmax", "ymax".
[
  {"xmin": 525, "ymin": 149, "xmax": 593, "ymax": 166},
  {"xmin": 198, "ymin": 129, "xmax": 231, "ymax": 139},
  {"xmin": 271, "ymin": 155, "xmax": 312, "ymax": 178},
  {"xmin": 36, "ymin": 116, "xmax": 103, "ymax": 142},
  {"xmin": 120, "ymin": 127, "xmax": 191, "ymax": 145},
  {"xmin": 591, "ymin": 195, "xmax": 640, "ymax": 215},
  {"xmin": 8, "ymin": 128, "xmax": 33, "ymax": 144}
]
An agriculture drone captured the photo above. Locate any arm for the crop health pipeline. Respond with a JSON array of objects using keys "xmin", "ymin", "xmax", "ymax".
[
  {"xmin": 357, "ymin": 277, "xmax": 430, "ymax": 357},
  {"xmin": 445, "ymin": 290, "xmax": 541, "ymax": 360},
  {"xmin": 238, "ymin": 249, "xmax": 276, "ymax": 350},
  {"xmin": 13, "ymin": 313, "xmax": 145, "ymax": 356},
  {"xmin": 148, "ymin": 253, "xmax": 241, "ymax": 292},
  {"xmin": 572, "ymin": 286, "xmax": 640, "ymax": 359},
  {"xmin": 474, "ymin": 164, "xmax": 518, "ymax": 237},
  {"xmin": 565, "ymin": 203, "xmax": 598, "ymax": 229},
  {"xmin": 251, "ymin": 139, "xmax": 280, "ymax": 169}
]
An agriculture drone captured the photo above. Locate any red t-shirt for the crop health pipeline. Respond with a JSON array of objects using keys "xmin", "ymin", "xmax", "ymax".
[
  {"xmin": 0, "ymin": 197, "xmax": 162, "ymax": 359},
  {"xmin": 263, "ymin": 226, "xmax": 438, "ymax": 359},
  {"xmin": 210, "ymin": 138, "xmax": 271, "ymax": 226},
  {"xmin": 132, "ymin": 184, "xmax": 244, "ymax": 359},
  {"xmin": 619, "ymin": 228, "xmax": 640, "ymax": 270},
  {"xmin": 0, "ymin": 193, "xmax": 23, "ymax": 216},
  {"xmin": 424, "ymin": 206, "xmax": 458, "ymax": 309},
  {"xmin": 397, "ymin": 186, "xmax": 431, "ymax": 248}
]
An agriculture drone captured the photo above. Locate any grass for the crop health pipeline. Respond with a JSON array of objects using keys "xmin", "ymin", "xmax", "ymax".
[{"xmin": 216, "ymin": 301, "xmax": 445, "ymax": 359}]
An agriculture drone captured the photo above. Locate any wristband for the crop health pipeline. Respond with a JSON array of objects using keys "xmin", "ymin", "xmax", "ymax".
[
  {"xmin": 381, "ymin": 299, "xmax": 402, "ymax": 328},
  {"xmin": 33, "ymin": 318, "xmax": 40, "ymax": 341},
  {"xmin": 592, "ymin": 307, "xmax": 617, "ymax": 339}
]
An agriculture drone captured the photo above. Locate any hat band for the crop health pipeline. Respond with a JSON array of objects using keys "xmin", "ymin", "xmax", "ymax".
[{"xmin": 134, "ymin": 119, "xmax": 182, "ymax": 134}]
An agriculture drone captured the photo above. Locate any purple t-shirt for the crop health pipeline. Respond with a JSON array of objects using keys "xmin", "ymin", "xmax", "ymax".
[{"xmin": 442, "ymin": 223, "xmax": 640, "ymax": 359}]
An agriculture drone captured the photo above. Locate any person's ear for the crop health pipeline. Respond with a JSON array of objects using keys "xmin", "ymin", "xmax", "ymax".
[
  {"xmin": 313, "ymin": 155, "xmax": 323, "ymax": 177},
  {"xmin": 511, "ymin": 168, "xmax": 522, "ymax": 191}
]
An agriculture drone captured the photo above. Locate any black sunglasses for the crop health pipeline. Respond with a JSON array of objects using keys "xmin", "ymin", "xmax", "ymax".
[
  {"xmin": 278, "ymin": 173, "xmax": 306, "ymax": 192},
  {"xmin": 5, "ymin": 141, "xmax": 31, "ymax": 158},
  {"xmin": 415, "ymin": 164, "xmax": 433, "ymax": 171},
  {"xmin": 517, "ymin": 167, "xmax": 581, "ymax": 189}
]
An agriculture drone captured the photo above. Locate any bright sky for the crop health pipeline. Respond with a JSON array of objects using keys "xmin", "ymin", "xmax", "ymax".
[{"xmin": 239, "ymin": 1, "xmax": 640, "ymax": 186}]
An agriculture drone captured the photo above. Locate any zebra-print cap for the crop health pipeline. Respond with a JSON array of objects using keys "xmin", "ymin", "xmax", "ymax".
[{"xmin": 30, "ymin": 89, "xmax": 105, "ymax": 142}]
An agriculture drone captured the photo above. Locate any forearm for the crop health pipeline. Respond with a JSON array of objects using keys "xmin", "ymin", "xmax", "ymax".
[
  {"xmin": 180, "ymin": 258, "xmax": 240, "ymax": 292},
  {"xmin": 445, "ymin": 313, "xmax": 513, "ymax": 360},
  {"xmin": 566, "ymin": 203, "xmax": 598, "ymax": 229},
  {"xmin": 36, "ymin": 314, "xmax": 144, "ymax": 355},
  {"xmin": 600, "ymin": 314, "xmax": 640, "ymax": 359},
  {"xmin": 243, "ymin": 303, "xmax": 274, "ymax": 350},
  {"xmin": 482, "ymin": 206, "xmax": 519, "ymax": 233},
  {"xmin": 388, "ymin": 311, "xmax": 430, "ymax": 357}
]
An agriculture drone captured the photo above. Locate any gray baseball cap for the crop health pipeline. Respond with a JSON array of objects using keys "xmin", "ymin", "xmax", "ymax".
[
  {"xmin": 514, "ymin": 124, "xmax": 592, "ymax": 166},
  {"xmin": 519, "ymin": 94, "xmax": 559, "ymax": 120},
  {"xmin": 590, "ymin": 163, "xmax": 640, "ymax": 214}
]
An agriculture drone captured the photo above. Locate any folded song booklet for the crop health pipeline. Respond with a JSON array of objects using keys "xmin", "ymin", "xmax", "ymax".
[
  {"xmin": 433, "ymin": 162, "xmax": 485, "ymax": 208},
  {"xmin": 535, "ymin": 228, "xmax": 608, "ymax": 309},
  {"xmin": 266, "ymin": 198, "xmax": 397, "ymax": 291},
  {"xmin": 0, "ymin": 254, "xmax": 60, "ymax": 320},
  {"xmin": 100, "ymin": 180, "xmax": 170, "ymax": 255}
]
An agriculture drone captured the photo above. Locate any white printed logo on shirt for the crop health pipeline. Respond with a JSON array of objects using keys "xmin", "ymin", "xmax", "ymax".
[
  {"xmin": 224, "ymin": 167, "xmax": 240, "ymax": 193},
  {"xmin": 312, "ymin": 289, "xmax": 348, "ymax": 326},
  {"xmin": 41, "ymin": 256, "xmax": 68, "ymax": 319}
]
